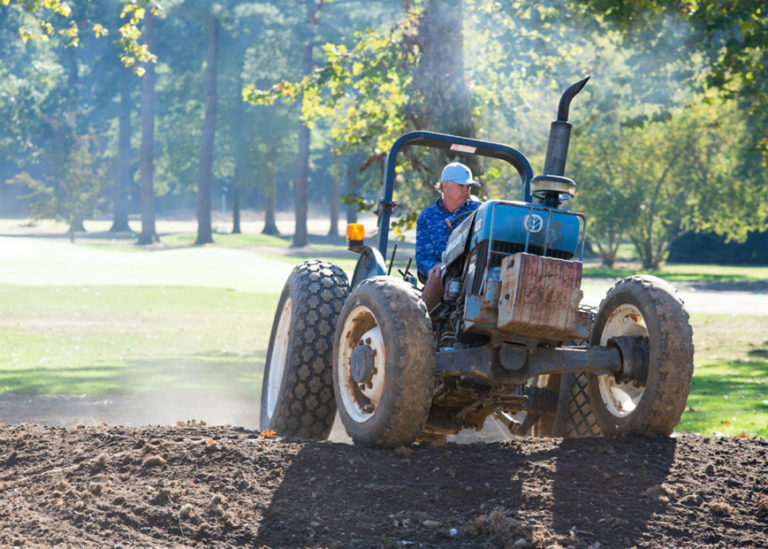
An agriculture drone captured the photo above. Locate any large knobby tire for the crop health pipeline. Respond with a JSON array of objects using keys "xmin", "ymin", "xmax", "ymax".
[
  {"xmin": 524, "ymin": 373, "xmax": 602, "ymax": 437},
  {"xmin": 333, "ymin": 276, "xmax": 435, "ymax": 448},
  {"xmin": 530, "ymin": 306, "xmax": 602, "ymax": 438},
  {"xmin": 551, "ymin": 372, "xmax": 603, "ymax": 437},
  {"xmin": 260, "ymin": 260, "xmax": 349, "ymax": 439},
  {"xmin": 587, "ymin": 275, "xmax": 694, "ymax": 436}
]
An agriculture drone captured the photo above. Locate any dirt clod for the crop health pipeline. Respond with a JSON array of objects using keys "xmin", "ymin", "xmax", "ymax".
[
  {"xmin": 141, "ymin": 455, "xmax": 167, "ymax": 467},
  {"xmin": 709, "ymin": 500, "xmax": 735, "ymax": 515}
]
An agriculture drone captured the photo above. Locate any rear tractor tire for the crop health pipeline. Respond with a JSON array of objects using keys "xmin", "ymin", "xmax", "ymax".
[
  {"xmin": 260, "ymin": 260, "xmax": 349, "ymax": 439},
  {"xmin": 587, "ymin": 275, "xmax": 694, "ymax": 436},
  {"xmin": 529, "ymin": 306, "xmax": 602, "ymax": 438},
  {"xmin": 333, "ymin": 276, "xmax": 435, "ymax": 448}
]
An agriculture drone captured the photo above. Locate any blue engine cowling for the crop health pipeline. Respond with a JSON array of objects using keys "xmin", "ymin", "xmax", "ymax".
[{"xmin": 442, "ymin": 200, "xmax": 585, "ymax": 296}]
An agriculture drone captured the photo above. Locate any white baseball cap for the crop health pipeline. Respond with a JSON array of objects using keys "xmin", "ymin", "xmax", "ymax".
[{"xmin": 440, "ymin": 162, "xmax": 480, "ymax": 187}]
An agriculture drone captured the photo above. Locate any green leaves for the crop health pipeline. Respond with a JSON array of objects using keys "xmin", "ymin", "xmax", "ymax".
[{"xmin": 6, "ymin": 0, "xmax": 160, "ymax": 74}]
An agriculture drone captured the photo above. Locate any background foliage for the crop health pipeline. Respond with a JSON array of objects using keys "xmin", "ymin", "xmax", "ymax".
[{"xmin": 0, "ymin": 0, "xmax": 765, "ymax": 266}]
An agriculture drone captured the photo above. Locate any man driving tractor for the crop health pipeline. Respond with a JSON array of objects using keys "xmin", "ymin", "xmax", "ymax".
[{"xmin": 416, "ymin": 161, "xmax": 481, "ymax": 311}]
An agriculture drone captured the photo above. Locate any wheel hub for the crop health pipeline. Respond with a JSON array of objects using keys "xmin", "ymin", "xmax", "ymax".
[
  {"xmin": 336, "ymin": 306, "xmax": 387, "ymax": 423},
  {"xmin": 609, "ymin": 335, "xmax": 649, "ymax": 385},
  {"xmin": 350, "ymin": 344, "xmax": 374, "ymax": 384},
  {"xmin": 597, "ymin": 303, "xmax": 649, "ymax": 417}
]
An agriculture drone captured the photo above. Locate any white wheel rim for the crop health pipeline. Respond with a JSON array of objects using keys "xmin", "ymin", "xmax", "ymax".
[
  {"xmin": 597, "ymin": 303, "xmax": 647, "ymax": 418},
  {"xmin": 266, "ymin": 297, "xmax": 292, "ymax": 419},
  {"xmin": 336, "ymin": 305, "xmax": 387, "ymax": 423}
]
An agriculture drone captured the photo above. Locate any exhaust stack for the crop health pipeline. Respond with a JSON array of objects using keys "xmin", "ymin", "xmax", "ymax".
[
  {"xmin": 531, "ymin": 76, "xmax": 590, "ymax": 207},
  {"xmin": 544, "ymin": 75, "xmax": 590, "ymax": 177}
]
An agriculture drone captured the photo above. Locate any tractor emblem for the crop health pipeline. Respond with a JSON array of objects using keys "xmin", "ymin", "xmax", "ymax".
[{"xmin": 524, "ymin": 213, "xmax": 544, "ymax": 233}]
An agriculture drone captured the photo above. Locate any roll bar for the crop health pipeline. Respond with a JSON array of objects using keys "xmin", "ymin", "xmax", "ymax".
[{"xmin": 376, "ymin": 131, "xmax": 533, "ymax": 256}]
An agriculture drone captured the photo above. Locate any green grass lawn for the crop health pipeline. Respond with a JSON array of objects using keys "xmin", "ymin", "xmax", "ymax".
[
  {"xmin": 583, "ymin": 262, "xmax": 768, "ymax": 283},
  {"xmin": 1, "ymin": 232, "xmax": 766, "ymax": 437},
  {"xmin": 0, "ymin": 285, "xmax": 276, "ymax": 397},
  {"xmin": 680, "ymin": 313, "xmax": 768, "ymax": 438}
]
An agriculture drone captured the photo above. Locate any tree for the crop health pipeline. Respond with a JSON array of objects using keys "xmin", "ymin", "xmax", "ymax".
[
  {"xmin": 110, "ymin": 64, "xmax": 137, "ymax": 233},
  {"xmin": 195, "ymin": 13, "xmax": 220, "ymax": 245},
  {"xmin": 137, "ymin": 9, "xmax": 157, "ymax": 244},
  {"xmin": 328, "ymin": 153, "xmax": 341, "ymax": 236},
  {"xmin": 570, "ymin": 1, "xmax": 768, "ymax": 129},
  {"xmin": 290, "ymin": 0, "xmax": 316, "ymax": 248},
  {"xmin": 11, "ymin": 118, "xmax": 106, "ymax": 238},
  {"xmin": 244, "ymin": 2, "xmax": 423, "ymax": 237},
  {"xmin": 412, "ymin": 0, "xmax": 474, "ymax": 137},
  {"xmin": 574, "ymin": 93, "xmax": 752, "ymax": 269}
]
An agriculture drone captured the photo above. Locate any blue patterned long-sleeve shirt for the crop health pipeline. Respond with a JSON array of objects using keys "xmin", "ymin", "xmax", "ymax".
[{"xmin": 416, "ymin": 198, "xmax": 481, "ymax": 276}]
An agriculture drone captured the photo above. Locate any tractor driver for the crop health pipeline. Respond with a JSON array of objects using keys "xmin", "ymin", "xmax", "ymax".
[{"xmin": 416, "ymin": 161, "xmax": 481, "ymax": 312}]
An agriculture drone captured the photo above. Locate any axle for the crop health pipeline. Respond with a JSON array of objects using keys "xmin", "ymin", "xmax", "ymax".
[{"xmin": 435, "ymin": 336, "xmax": 647, "ymax": 387}]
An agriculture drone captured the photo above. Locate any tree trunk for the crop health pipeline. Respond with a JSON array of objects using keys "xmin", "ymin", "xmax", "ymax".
[
  {"xmin": 328, "ymin": 153, "xmax": 340, "ymax": 237},
  {"xmin": 412, "ymin": 0, "xmax": 476, "ymax": 172},
  {"xmin": 110, "ymin": 77, "xmax": 132, "ymax": 233},
  {"xmin": 262, "ymin": 169, "xmax": 279, "ymax": 235},
  {"xmin": 231, "ymin": 49, "xmax": 249, "ymax": 235},
  {"xmin": 232, "ymin": 186, "xmax": 241, "ymax": 234},
  {"xmin": 69, "ymin": 218, "xmax": 85, "ymax": 234},
  {"xmin": 346, "ymin": 163, "xmax": 358, "ymax": 224},
  {"xmin": 292, "ymin": 0, "xmax": 316, "ymax": 248},
  {"xmin": 137, "ymin": 12, "xmax": 157, "ymax": 245},
  {"xmin": 195, "ymin": 16, "xmax": 219, "ymax": 246}
]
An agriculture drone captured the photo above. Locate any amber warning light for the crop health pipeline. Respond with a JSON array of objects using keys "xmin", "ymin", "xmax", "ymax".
[{"xmin": 346, "ymin": 223, "xmax": 365, "ymax": 249}]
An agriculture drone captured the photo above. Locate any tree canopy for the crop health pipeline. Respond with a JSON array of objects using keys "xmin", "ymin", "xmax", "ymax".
[{"xmin": 1, "ymin": 0, "xmax": 765, "ymax": 266}]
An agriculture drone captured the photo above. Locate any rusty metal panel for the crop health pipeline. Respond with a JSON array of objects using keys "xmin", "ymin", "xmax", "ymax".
[
  {"xmin": 497, "ymin": 253, "xmax": 583, "ymax": 342},
  {"xmin": 463, "ymin": 293, "xmax": 498, "ymax": 332}
]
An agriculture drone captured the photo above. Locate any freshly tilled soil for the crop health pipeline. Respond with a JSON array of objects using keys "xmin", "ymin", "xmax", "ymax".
[{"xmin": 1, "ymin": 423, "xmax": 766, "ymax": 548}]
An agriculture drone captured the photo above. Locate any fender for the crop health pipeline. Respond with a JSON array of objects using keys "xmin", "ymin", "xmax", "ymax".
[{"xmin": 350, "ymin": 245, "xmax": 387, "ymax": 289}]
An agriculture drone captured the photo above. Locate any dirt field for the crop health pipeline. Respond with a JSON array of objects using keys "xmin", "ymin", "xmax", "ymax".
[{"xmin": 1, "ymin": 423, "xmax": 766, "ymax": 548}]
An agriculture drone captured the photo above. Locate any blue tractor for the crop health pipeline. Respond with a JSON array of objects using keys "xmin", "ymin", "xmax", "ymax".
[{"xmin": 260, "ymin": 78, "xmax": 695, "ymax": 447}]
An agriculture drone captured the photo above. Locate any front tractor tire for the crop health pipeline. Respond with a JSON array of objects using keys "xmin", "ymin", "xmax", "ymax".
[
  {"xmin": 333, "ymin": 277, "xmax": 435, "ymax": 448},
  {"xmin": 587, "ymin": 275, "xmax": 694, "ymax": 436},
  {"xmin": 260, "ymin": 260, "xmax": 349, "ymax": 439}
]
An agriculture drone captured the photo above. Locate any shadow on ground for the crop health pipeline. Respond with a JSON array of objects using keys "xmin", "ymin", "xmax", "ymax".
[{"xmin": 253, "ymin": 437, "xmax": 677, "ymax": 548}]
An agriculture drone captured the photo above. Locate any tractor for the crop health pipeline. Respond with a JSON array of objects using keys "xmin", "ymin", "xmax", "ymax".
[{"xmin": 260, "ymin": 77, "xmax": 694, "ymax": 448}]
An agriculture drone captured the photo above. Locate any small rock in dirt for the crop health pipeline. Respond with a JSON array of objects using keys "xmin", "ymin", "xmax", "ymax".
[
  {"xmin": 680, "ymin": 494, "xmax": 701, "ymax": 506},
  {"xmin": 705, "ymin": 463, "xmax": 716, "ymax": 476},
  {"xmin": 512, "ymin": 538, "xmax": 534, "ymax": 548},
  {"xmin": 641, "ymin": 483, "xmax": 675, "ymax": 502},
  {"xmin": 709, "ymin": 500, "xmax": 734, "ymax": 515},
  {"xmin": 90, "ymin": 452, "xmax": 108, "ymax": 472},
  {"xmin": 141, "ymin": 455, "xmax": 167, "ymax": 467},
  {"xmin": 112, "ymin": 495, "xmax": 126, "ymax": 505},
  {"xmin": 150, "ymin": 488, "xmax": 172, "ymax": 505},
  {"xmin": 179, "ymin": 503, "xmax": 194, "ymax": 519},
  {"xmin": 422, "ymin": 519, "xmax": 441, "ymax": 528}
]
